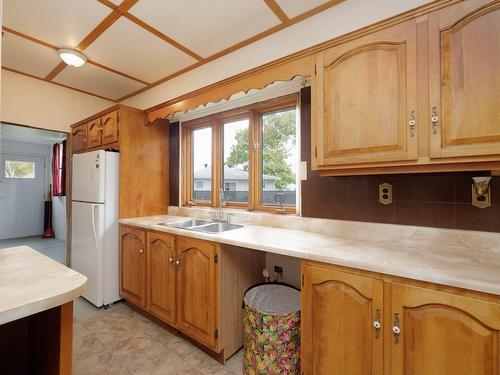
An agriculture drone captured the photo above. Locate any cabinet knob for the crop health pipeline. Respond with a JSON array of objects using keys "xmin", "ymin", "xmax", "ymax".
[
  {"xmin": 168, "ymin": 257, "xmax": 174, "ymax": 263},
  {"xmin": 373, "ymin": 308, "xmax": 381, "ymax": 339},
  {"xmin": 175, "ymin": 259, "xmax": 181, "ymax": 267},
  {"xmin": 431, "ymin": 106, "xmax": 439, "ymax": 134},
  {"xmin": 393, "ymin": 312, "xmax": 400, "ymax": 344},
  {"xmin": 139, "ymin": 249, "xmax": 145, "ymax": 256},
  {"xmin": 408, "ymin": 111, "xmax": 416, "ymax": 137}
]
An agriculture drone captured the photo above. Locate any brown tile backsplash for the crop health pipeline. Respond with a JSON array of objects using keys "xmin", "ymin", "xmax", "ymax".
[{"xmin": 299, "ymin": 87, "xmax": 498, "ymax": 232}]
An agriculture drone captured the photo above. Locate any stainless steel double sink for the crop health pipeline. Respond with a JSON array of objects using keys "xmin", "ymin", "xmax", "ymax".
[{"xmin": 158, "ymin": 219, "xmax": 243, "ymax": 233}]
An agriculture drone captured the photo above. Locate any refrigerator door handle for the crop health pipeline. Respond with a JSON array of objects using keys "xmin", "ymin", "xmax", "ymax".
[{"xmin": 91, "ymin": 204, "xmax": 99, "ymax": 250}]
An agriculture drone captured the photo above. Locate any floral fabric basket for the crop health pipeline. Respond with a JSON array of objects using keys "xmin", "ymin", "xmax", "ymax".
[{"xmin": 243, "ymin": 283, "xmax": 301, "ymax": 375}]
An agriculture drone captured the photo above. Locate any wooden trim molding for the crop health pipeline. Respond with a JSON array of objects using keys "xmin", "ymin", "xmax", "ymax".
[
  {"xmin": 264, "ymin": 0, "xmax": 290, "ymax": 23},
  {"xmin": 143, "ymin": 0, "xmax": 460, "ymax": 124}
]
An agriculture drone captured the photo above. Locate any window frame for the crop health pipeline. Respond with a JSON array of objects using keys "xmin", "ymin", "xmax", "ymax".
[{"xmin": 182, "ymin": 93, "xmax": 298, "ymax": 214}]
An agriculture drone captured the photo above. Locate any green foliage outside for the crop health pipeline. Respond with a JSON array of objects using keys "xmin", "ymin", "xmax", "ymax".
[
  {"xmin": 225, "ymin": 110, "xmax": 296, "ymax": 190},
  {"xmin": 4, "ymin": 161, "xmax": 35, "ymax": 178}
]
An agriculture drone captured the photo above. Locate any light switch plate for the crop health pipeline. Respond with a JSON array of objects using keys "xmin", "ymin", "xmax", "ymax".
[
  {"xmin": 299, "ymin": 161, "xmax": 308, "ymax": 181},
  {"xmin": 379, "ymin": 183, "xmax": 393, "ymax": 205}
]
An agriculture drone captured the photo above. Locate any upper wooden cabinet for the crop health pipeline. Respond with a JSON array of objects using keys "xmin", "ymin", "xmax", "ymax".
[
  {"xmin": 87, "ymin": 118, "xmax": 101, "ymax": 149},
  {"xmin": 390, "ymin": 283, "xmax": 500, "ymax": 375},
  {"xmin": 428, "ymin": 0, "xmax": 500, "ymax": 159},
  {"xmin": 71, "ymin": 124, "xmax": 87, "ymax": 154},
  {"xmin": 101, "ymin": 110, "xmax": 119, "ymax": 146},
  {"xmin": 312, "ymin": 0, "xmax": 500, "ymax": 175},
  {"xmin": 176, "ymin": 237, "xmax": 218, "ymax": 350},
  {"xmin": 313, "ymin": 20, "xmax": 418, "ymax": 168},
  {"xmin": 302, "ymin": 263, "xmax": 383, "ymax": 375},
  {"xmin": 119, "ymin": 226, "xmax": 147, "ymax": 308}
]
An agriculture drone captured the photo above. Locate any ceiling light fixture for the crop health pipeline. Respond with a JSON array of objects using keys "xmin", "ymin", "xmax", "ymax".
[{"xmin": 57, "ymin": 49, "xmax": 87, "ymax": 67}]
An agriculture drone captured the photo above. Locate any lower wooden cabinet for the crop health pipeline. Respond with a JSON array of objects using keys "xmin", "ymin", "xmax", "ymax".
[
  {"xmin": 301, "ymin": 261, "xmax": 500, "ymax": 375},
  {"xmin": 147, "ymin": 231, "xmax": 176, "ymax": 325},
  {"xmin": 119, "ymin": 226, "xmax": 147, "ymax": 308},
  {"xmin": 119, "ymin": 225, "xmax": 264, "ymax": 361},
  {"xmin": 176, "ymin": 237, "xmax": 218, "ymax": 349}
]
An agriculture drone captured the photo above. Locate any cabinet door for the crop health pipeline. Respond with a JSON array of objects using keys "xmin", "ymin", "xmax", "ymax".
[
  {"xmin": 312, "ymin": 20, "xmax": 418, "ymax": 168},
  {"xmin": 119, "ymin": 226, "xmax": 147, "ymax": 308},
  {"xmin": 71, "ymin": 124, "xmax": 87, "ymax": 154},
  {"xmin": 147, "ymin": 231, "xmax": 176, "ymax": 325},
  {"xmin": 87, "ymin": 119, "xmax": 102, "ymax": 149},
  {"xmin": 429, "ymin": 0, "xmax": 500, "ymax": 159},
  {"xmin": 101, "ymin": 110, "xmax": 119, "ymax": 146},
  {"xmin": 176, "ymin": 237, "xmax": 218, "ymax": 350},
  {"xmin": 390, "ymin": 283, "xmax": 500, "ymax": 375},
  {"xmin": 301, "ymin": 263, "xmax": 384, "ymax": 375}
]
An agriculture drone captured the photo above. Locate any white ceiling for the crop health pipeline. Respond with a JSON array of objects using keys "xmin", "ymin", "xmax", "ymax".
[
  {"xmin": 1, "ymin": 0, "xmax": 341, "ymax": 102},
  {"xmin": 0, "ymin": 123, "xmax": 67, "ymax": 145}
]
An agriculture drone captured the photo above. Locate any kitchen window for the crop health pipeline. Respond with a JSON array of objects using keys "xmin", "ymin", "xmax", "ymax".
[
  {"xmin": 4, "ymin": 160, "xmax": 36, "ymax": 179},
  {"xmin": 182, "ymin": 94, "xmax": 298, "ymax": 213}
]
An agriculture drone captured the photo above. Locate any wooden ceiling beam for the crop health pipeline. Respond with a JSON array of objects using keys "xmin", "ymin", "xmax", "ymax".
[
  {"xmin": 264, "ymin": 0, "xmax": 289, "ymax": 23},
  {"xmin": 3, "ymin": 67, "xmax": 117, "ymax": 102},
  {"xmin": 45, "ymin": 0, "xmax": 140, "ymax": 81},
  {"xmin": 2, "ymin": 27, "xmax": 149, "ymax": 85},
  {"xmin": 118, "ymin": 0, "xmax": 345, "ymax": 102}
]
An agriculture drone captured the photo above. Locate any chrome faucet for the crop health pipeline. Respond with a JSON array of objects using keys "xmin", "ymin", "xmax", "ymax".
[{"xmin": 212, "ymin": 188, "xmax": 226, "ymax": 222}]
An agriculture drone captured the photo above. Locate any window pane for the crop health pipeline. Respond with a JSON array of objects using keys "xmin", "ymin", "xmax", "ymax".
[
  {"xmin": 260, "ymin": 108, "xmax": 297, "ymax": 206},
  {"xmin": 223, "ymin": 119, "xmax": 249, "ymax": 203},
  {"xmin": 192, "ymin": 127, "xmax": 212, "ymax": 202},
  {"xmin": 5, "ymin": 160, "xmax": 35, "ymax": 179}
]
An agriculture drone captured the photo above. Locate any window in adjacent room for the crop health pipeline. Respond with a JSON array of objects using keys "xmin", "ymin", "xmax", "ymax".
[{"xmin": 4, "ymin": 160, "xmax": 36, "ymax": 179}]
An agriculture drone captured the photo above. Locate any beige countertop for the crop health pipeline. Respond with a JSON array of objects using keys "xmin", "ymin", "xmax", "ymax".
[
  {"xmin": 120, "ymin": 212, "xmax": 500, "ymax": 297},
  {"xmin": 0, "ymin": 246, "xmax": 87, "ymax": 325}
]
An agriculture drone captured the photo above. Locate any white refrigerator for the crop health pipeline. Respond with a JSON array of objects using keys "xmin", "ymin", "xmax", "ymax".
[{"xmin": 72, "ymin": 150, "xmax": 120, "ymax": 307}]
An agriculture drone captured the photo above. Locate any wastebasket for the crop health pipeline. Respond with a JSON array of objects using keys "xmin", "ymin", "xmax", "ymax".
[{"xmin": 243, "ymin": 282, "xmax": 301, "ymax": 375}]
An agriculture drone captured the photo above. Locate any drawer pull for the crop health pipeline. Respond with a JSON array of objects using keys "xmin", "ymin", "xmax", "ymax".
[
  {"xmin": 393, "ymin": 312, "xmax": 400, "ymax": 344},
  {"xmin": 431, "ymin": 106, "xmax": 439, "ymax": 134},
  {"xmin": 373, "ymin": 308, "xmax": 381, "ymax": 339}
]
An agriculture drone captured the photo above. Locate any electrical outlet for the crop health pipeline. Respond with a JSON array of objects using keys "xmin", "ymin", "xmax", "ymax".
[
  {"xmin": 379, "ymin": 183, "xmax": 393, "ymax": 205},
  {"xmin": 274, "ymin": 265, "xmax": 283, "ymax": 274}
]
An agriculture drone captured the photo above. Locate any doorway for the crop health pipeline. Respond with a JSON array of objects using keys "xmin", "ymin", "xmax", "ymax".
[{"xmin": 0, "ymin": 122, "xmax": 68, "ymax": 264}]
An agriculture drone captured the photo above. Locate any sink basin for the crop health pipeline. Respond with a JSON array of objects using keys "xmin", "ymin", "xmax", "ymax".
[
  {"xmin": 159, "ymin": 219, "xmax": 211, "ymax": 228},
  {"xmin": 190, "ymin": 222, "xmax": 244, "ymax": 233}
]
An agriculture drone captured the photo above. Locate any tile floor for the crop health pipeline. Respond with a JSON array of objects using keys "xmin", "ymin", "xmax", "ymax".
[
  {"xmin": 73, "ymin": 298, "xmax": 243, "ymax": 375},
  {"xmin": 0, "ymin": 236, "xmax": 66, "ymax": 264}
]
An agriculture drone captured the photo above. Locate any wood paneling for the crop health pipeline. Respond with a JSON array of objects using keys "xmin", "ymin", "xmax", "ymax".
[
  {"xmin": 119, "ymin": 226, "xmax": 147, "ymax": 308},
  {"xmin": 176, "ymin": 237, "xmax": 218, "ymax": 350},
  {"xmin": 147, "ymin": 231, "xmax": 176, "ymax": 325},
  {"xmin": 302, "ymin": 262, "xmax": 384, "ymax": 375},
  {"xmin": 313, "ymin": 20, "xmax": 418, "ymax": 168},
  {"xmin": 169, "ymin": 122, "xmax": 180, "ymax": 206},
  {"xmin": 429, "ymin": 0, "xmax": 500, "ymax": 159},
  {"xmin": 390, "ymin": 283, "xmax": 500, "ymax": 375}
]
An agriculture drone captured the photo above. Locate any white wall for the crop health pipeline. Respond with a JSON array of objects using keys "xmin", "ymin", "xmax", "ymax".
[
  {"xmin": 123, "ymin": 0, "xmax": 432, "ymax": 110},
  {"xmin": 52, "ymin": 196, "xmax": 66, "ymax": 241},
  {"xmin": 265, "ymin": 253, "xmax": 301, "ymax": 288},
  {"xmin": 1, "ymin": 70, "xmax": 114, "ymax": 132}
]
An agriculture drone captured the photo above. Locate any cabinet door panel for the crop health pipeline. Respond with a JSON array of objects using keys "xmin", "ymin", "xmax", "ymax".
[
  {"xmin": 390, "ymin": 283, "xmax": 500, "ymax": 375},
  {"xmin": 147, "ymin": 231, "xmax": 176, "ymax": 325},
  {"xmin": 429, "ymin": 0, "xmax": 500, "ymax": 158},
  {"xmin": 119, "ymin": 226, "xmax": 147, "ymax": 308},
  {"xmin": 313, "ymin": 20, "xmax": 417, "ymax": 168},
  {"xmin": 301, "ymin": 263, "xmax": 383, "ymax": 375},
  {"xmin": 87, "ymin": 119, "xmax": 102, "ymax": 149},
  {"xmin": 71, "ymin": 124, "xmax": 87, "ymax": 154},
  {"xmin": 101, "ymin": 110, "xmax": 119, "ymax": 146},
  {"xmin": 176, "ymin": 237, "xmax": 218, "ymax": 350}
]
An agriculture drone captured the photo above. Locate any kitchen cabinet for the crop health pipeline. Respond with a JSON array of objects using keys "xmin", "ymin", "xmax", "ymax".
[
  {"xmin": 390, "ymin": 283, "xmax": 500, "ymax": 375},
  {"xmin": 87, "ymin": 118, "xmax": 101, "ymax": 149},
  {"xmin": 428, "ymin": 0, "xmax": 500, "ymax": 160},
  {"xmin": 71, "ymin": 124, "xmax": 87, "ymax": 154},
  {"xmin": 311, "ymin": 0, "xmax": 500, "ymax": 175},
  {"xmin": 147, "ymin": 231, "xmax": 176, "ymax": 325},
  {"xmin": 100, "ymin": 110, "xmax": 119, "ymax": 146},
  {"xmin": 301, "ymin": 261, "xmax": 500, "ymax": 375},
  {"xmin": 176, "ymin": 237, "xmax": 218, "ymax": 350},
  {"xmin": 301, "ymin": 263, "xmax": 384, "ymax": 375},
  {"xmin": 119, "ymin": 225, "xmax": 264, "ymax": 362},
  {"xmin": 312, "ymin": 20, "xmax": 418, "ymax": 168},
  {"xmin": 119, "ymin": 226, "xmax": 147, "ymax": 308}
]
